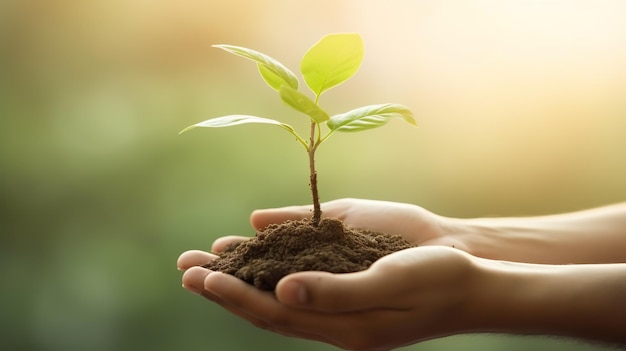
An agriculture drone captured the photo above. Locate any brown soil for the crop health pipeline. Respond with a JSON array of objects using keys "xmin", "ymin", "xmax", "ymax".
[{"xmin": 203, "ymin": 217, "xmax": 414, "ymax": 291}]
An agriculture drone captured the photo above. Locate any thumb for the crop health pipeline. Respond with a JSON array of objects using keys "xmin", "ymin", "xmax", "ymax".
[
  {"xmin": 275, "ymin": 269, "xmax": 398, "ymax": 312},
  {"xmin": 250, "ymin": 205, "xmax": 313, "ymax": 230}
]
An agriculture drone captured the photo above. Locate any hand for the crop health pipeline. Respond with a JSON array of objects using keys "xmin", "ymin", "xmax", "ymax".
[
  {"xmin": 212, "ymin": 198, "xmax": 470, "ymax": 253},
  {"xmin": 178, "ymin": 246, "xmax": 476, "ymax": 351},
  {"xmin": 179, "ymin": 199, "xmax": 626, "ymax": 348}
]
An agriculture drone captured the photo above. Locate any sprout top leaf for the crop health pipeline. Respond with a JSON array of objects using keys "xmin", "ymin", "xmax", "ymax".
[{"xmin": 300, "ymin": 33, "xmax": 364, "ymax": 98}]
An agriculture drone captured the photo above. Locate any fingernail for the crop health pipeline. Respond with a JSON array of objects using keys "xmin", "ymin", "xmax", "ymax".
[{"xmin": 281, "ymin": 280, "xmax": 308, "ymax": 305}]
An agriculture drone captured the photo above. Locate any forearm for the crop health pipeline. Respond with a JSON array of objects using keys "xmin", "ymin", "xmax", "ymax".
[
  {"xmin": 444, "ymin": 202, "xmax": 626, "ymax": 264},
  {"xmin": 465, "ymin": 259, "xmax": 626, "ymax": 345}
]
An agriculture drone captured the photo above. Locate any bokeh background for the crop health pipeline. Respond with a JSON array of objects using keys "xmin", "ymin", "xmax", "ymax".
[{"xmin": 1, "ymin": 0, "xmax": 625, "ymax": 350}]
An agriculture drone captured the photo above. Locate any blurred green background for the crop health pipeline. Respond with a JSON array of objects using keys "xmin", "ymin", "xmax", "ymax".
[{"xmin": 1, "ymin": 0, "xmax": 625, "ymax": 350}]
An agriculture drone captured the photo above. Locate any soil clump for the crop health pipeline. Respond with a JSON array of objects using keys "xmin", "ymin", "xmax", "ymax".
[{"xmin": 203, "ymin": 217, "xmax": 414, "ymax": 290}]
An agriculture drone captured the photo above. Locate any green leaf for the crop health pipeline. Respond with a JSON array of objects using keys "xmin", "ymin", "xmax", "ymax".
[
  {"xmin": 300, "ymin": 33, "xmax": 364, "ymax": 97},
  {"xmin": 180, "ymin": 115, "xmax": 297, "ymax": 135},
  {"xmin": 257, "ymin": 64, "xmax": 290, "ymax": 91},
  {"xmin": 279, "ymin": 85, "xmax": 329, "ymax": 123},
  {"xmin": 327, "ymin": 104, "xmax": 416, "ymax": 132},
  {"xmin": 179, "ymin": 115, "xmax": 309, "ymax": 150},
  {"xmin": 213, "ymin": 45, "xmax": 299, "ymax": 91}
]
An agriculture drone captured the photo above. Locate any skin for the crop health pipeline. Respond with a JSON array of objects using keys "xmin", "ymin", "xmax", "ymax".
[{"xmin": 177, "ymin": 198, "xmax": 626, "ymax": 350}]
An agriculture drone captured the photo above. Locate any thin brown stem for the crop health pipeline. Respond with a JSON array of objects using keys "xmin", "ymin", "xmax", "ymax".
[{"xmin": 308, "ymin": 121, "xmax": 322, "ymax": 226}]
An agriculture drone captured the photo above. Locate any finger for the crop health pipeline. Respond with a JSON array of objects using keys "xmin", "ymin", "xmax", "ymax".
[
  {"xmin": 200, "ymin": 273, "xmax": 412, "ymax": 350},
  {"xmin": 249, "ymin": 199, "xmax": 357, "ymax": 230},
  {"xmin": 277, "ymin": 246, "xmax": 469, "ymax": 312},
  {"xmin": 202, "ymin": 272, "xmax": 338, "ymax": 344},
  {"xmin": 181, "ymin": 266, "xmax": 213, "ymax": 295},
  {"xmin": 250, "ymin": 205, "xmax": 313, "ymax": 230},
  {"xmin": 211, "ymin": 236, "xmax": 249, "ymax": 253},
  {"xmin": 183, "ymin": 267, "xmax": 263, "ymax": 320},
  {"xmin": 275, "ymin": 269, "xmax": 406, "ymax": 313},
  {"xmin": 177, "ymin": 250, "xmax": 218, "ymax": 270},
  {"xmin": 183, "ymin": 267, "xmax": 259, "ymax": 320}
]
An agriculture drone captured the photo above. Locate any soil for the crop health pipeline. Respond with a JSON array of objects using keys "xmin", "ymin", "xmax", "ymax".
[{"xmin": 203, "ymin": 217, "xmax": 414, "ymax": 291}]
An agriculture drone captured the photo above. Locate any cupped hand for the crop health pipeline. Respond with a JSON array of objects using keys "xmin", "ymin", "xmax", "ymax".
[
  {"xmin": 211, "ymin": 198, "xmax": 469, "ymax": 252},
  {"xmin": 178, "ymin": 246, "xmax": 477, "ymax": 351}
]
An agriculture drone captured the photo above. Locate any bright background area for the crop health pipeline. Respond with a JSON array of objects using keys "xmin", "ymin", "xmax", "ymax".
[{"xmin": 1, "ymin": 0, "xmax": 625, "ymax": 350}]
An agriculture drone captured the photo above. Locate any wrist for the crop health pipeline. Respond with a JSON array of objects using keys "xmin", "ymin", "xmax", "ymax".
[
  {"xmin": 441, "ymin": 216, "xmax": 552, "ymax": 263},
  {"xmin": 465, "ymin": 259, "xmax": 626, "ymax": 344},
  {"xmin": 465, "ymin": 259, "xmax": 555, "ymax": 334},
  {"xmin": 435, "ymin": 216, "xmax": 493, "ymax": 258}
]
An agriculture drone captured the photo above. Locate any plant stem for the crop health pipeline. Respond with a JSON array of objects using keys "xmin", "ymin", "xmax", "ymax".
[{"xmin": 308, "ymin": 121, "xmax": 322, "ymax": 226}]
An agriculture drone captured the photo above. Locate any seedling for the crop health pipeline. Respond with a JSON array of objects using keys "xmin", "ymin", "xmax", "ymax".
[{"xmin": 181, "ymin": 33, "xmax": 416, "ymax": 226}]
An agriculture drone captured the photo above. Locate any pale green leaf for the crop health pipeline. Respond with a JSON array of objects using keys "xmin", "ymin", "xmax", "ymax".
[
  {"xmin": 180, "ymin": 115, "xmax": 296, "ymax": 135},
  {"xmin": 279, "ymin": 85, "xmax": 329, "ymax": 123},
  {"xmin": 327, "ymin": 104, "xmax": 416, "ymax": 132},
  {"xmin": 179, "ymin": 115, "xmax": 309, "ymax": 150},
  {"xmin": 300, "ymin": 33, "xmax": 364, "ymax": 97},
  {"xmin": 257, "ymin": 64, "xmax": 290, "ymax": 91},
  {"xmin": 214, "ymin": 45, "xmax": 299, "ymax": 91}
]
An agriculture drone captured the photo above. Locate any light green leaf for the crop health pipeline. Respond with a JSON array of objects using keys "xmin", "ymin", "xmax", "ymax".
[
  {"xmin": 213, "ymin": 45, "xmax": 299, "ymax": 91},
  {"xmin": 327, "ymin": 104, "xmax": 416, "ymax": 132},
  {"xmin": 279, "ymin": 85, "xmax": 329, "ymax": 123},
  {"xmin": 300, "ymin": 33, "xmax": 364, "ymax": 97},
  {"xmin": 257, "ymin": 64, "xmax": 290, "ymax": 91},
  {"xmin": 180, "ymin": 115, "xmax": 309, "ymax": 150},
  {"xmin": 180, "ymin": 115, "xmax": 296, "ymax": 135}
]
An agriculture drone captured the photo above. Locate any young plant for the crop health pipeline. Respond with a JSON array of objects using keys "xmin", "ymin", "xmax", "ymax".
[{"xmin": 181, "ymin": 33, "xmax": 416, "ymax": 226}]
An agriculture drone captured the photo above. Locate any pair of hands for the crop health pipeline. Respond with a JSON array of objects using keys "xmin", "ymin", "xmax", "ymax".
[{"xmin": 178, "ymin": 199, "xmax": 479, "ymax": 350}]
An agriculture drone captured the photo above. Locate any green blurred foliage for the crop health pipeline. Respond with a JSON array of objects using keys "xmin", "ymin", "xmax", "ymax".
[{"xmin": 1, "ymin": 0, "xmax": 625, "ymax": 350}]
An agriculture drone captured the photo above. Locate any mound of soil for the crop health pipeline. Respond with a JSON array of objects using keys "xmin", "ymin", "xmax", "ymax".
[{"xmin": 203, "ymin": 217, "xmax": 414, "ymax": 290}]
